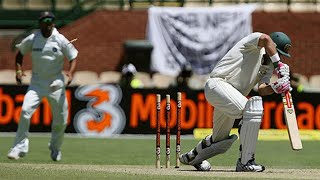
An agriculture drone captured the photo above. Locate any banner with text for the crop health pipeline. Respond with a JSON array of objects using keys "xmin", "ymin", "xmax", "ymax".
[
  {"xmin": 1, "ymin": 85, "xmax": 320, "ymax": 136},
  {"xmin": 147, "ymin": 5, "xmax": 257, "ymax": 76}
]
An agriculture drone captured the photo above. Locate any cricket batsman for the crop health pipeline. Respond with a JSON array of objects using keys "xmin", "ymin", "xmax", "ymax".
[
  {"xmin": 179, "ymin": 32, "xmax": 292, "ymax": 172},
  {"xmin": 7, "ymin": 11, "xmax": 78, "ymax": 161}
]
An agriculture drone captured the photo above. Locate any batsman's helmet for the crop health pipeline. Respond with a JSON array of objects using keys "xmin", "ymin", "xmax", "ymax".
[{"xmin": 270, "ymin": 32, "xmax": 291, "ymax": 58}]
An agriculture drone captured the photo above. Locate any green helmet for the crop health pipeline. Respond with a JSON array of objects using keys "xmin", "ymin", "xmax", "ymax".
[{"xmin": 269, "ymin": 32, "xmax": 291, "ymax": 58}]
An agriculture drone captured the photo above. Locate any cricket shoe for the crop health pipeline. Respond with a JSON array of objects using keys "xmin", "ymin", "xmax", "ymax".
[
  {"xmin": 48, "ymin": 143, "xmax": 62, "ymax": 161},
  {"xmin": 7, "ymin": 138, "xmax": 29, "ymax": 160},
  {"xmin": 51, "ymin": 150, "xmax": 62, "ymax": 161},
  {"xmin": 236, "ymin": 158, "xmax": 265, "ymax": 172},
  {"xmin": 193, "ymin": 160, "xmax": 211, "ymax": 171},
  {"xmin": 179, "ymin": 153, "xmax": 211, "ymax": 171}
]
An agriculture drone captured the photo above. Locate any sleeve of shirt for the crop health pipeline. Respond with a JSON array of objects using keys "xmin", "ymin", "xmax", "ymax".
[
  {"xmin": 244, "ymin": 32, "xmax": 263, "ymax": 48},
  {"xmin": 15, "ymin": 33, "xmax": 34, "ymax": 55},
  {"xmin": 61, "ymin": 36, "xmax": 78, "ymax": 61}
]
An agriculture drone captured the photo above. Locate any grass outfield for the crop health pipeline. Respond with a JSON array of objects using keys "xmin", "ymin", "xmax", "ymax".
[{"xmin": 0, "ymin": 134, "xmax": 319, "ymax": 179}]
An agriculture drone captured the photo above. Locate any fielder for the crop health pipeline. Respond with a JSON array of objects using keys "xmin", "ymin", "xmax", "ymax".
[
  {"xmin": 180, "ymin": 32, "xmax": 292, "ymax": 172},
  {"xmin": 7, "ymin": 11, "xmax": 78, "ymax": 161}
]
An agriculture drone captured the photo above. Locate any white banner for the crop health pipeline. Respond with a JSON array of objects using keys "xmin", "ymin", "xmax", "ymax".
[{"xmin": 147, "ymin": 5, "xmax": 257, "ymax": 76}]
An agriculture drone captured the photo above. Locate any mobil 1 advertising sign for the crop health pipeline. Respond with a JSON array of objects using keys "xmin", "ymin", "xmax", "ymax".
[{"xmin": 1, "ymin": 84, "xmax": 320, "ymax": 136}]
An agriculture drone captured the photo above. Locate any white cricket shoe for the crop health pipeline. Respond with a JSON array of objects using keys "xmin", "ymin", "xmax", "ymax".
[
  {"xmin": 51, "ymin": 150, "xmax": 62, "ymax": 161},
  {"xmin": 7, "ymin": 138, "xmax": 29, "ymax": 160},
  {"xmin": 179, "ymin": 153, "xmax": 211, "ymax": 171},
  {"xmin": 236, "ymin": 158, "xmax": 265, "ymax": 172},
  {"xmin": 193, "ymin": 160, "xmax": 211, "ymax": 171}
]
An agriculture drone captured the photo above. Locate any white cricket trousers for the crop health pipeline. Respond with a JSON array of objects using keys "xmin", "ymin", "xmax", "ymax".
[
  {"xmin": 204, "ymin": 77, "xmax": 248, "ymax": 142},
  {"xmin": 14, "ymin": 78, "xmax": 68, "ymax": 151}
]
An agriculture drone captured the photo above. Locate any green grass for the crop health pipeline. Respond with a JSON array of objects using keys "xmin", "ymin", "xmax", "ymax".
[{"xmin": 0, "ymin": 135, "xmax": 319, "ymax": 179}]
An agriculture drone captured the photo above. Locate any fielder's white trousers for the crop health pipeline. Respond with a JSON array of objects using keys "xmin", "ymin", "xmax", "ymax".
[
  {"xmin": 14, "ymin": 77, "xmax": 68, "ymax": 151},
  {"xmin": 204, "ymin": 77, "xmax": 248, "ymax": 142}
]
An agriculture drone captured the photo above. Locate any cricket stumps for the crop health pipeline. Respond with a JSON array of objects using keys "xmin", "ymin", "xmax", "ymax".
[{"xmin": 155, "ymin": 92, "xmax": 182, "ymax": 169}]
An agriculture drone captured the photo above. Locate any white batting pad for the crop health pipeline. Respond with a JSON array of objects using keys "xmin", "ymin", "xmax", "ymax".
[
  {"xmin": 180, "ymin": 134, "xmax": 238, "ymax": 165},
  {"xmin": 239, "ymin": 96, "xmax": 263, "ymax": 164}
]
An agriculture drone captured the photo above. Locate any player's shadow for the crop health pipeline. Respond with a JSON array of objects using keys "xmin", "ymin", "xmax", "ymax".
[{"xmin": 179, "ymin": 169, "xmax": 235, "ymax": 172}]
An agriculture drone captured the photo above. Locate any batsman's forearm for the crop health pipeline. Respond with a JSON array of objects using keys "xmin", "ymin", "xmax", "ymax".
[
  {"xmin": 258, "ymin": 83, "xmax": 275, "ymax": 96},
  {"xmin": 265, "ymin": 43, "xmax": 278, "ymax": 58}
]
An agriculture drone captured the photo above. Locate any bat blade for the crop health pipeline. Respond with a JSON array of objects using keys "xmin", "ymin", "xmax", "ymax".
[{"xmin": 282, "ymin": 92, "xmax": 303, "ymax": 150}]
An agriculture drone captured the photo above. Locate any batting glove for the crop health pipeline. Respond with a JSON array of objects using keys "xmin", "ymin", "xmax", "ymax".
[
  {"xmin": 271, "ymin": 77, "xmax": 292, "ymax": 94},
  {"xmin": 276, "ymin": 62, "xmax": 290, "ymax": 78}
]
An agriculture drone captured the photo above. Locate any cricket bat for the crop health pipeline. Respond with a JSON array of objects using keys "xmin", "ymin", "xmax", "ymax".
[
  {"xmin": 274, "ymin": 62, "xmax": 303, "ymax": 150},
  {"xmin": 281, "ymin": 91, "xmax": 303, "ymax": 150}
]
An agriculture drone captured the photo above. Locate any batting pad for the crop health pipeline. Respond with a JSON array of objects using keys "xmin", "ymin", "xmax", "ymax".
[
  {"xmin": 183, "ymin": 134, "xmax": 238, "ymax": 165},
  {"xmin": 239, "ymin": 96, "xmax": 263, "ymax": 164}
]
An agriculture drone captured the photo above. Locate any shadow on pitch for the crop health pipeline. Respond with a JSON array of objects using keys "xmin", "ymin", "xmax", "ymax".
[{"xmin": 178, "ymin": 169, "xmax": 235, "ymax": 172}]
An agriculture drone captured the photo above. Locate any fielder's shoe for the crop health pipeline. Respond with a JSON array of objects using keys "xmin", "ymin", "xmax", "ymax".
[
  {"xmin": 179, "ymin": 153, "xmax": 211, "ymax": 171},
  {"xmin": 7, "ymin": 138, "xmax": 29, "ymax": 160},
  {"xmin": 51, "ymin": 150, "xmax": 62, "ymax": 161},
  {"xmin": 48, "ymin": 142, "xmax": 62, "ymax": 161},
  {"xmin": 236, "ymin": 158, "xmax": 265, "ymax": 172}
]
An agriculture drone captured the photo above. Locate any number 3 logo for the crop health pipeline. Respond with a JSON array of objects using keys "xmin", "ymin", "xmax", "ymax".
[{"xmin": 74, "ymin": 84, "xmax": 126, "ymax": 136}]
